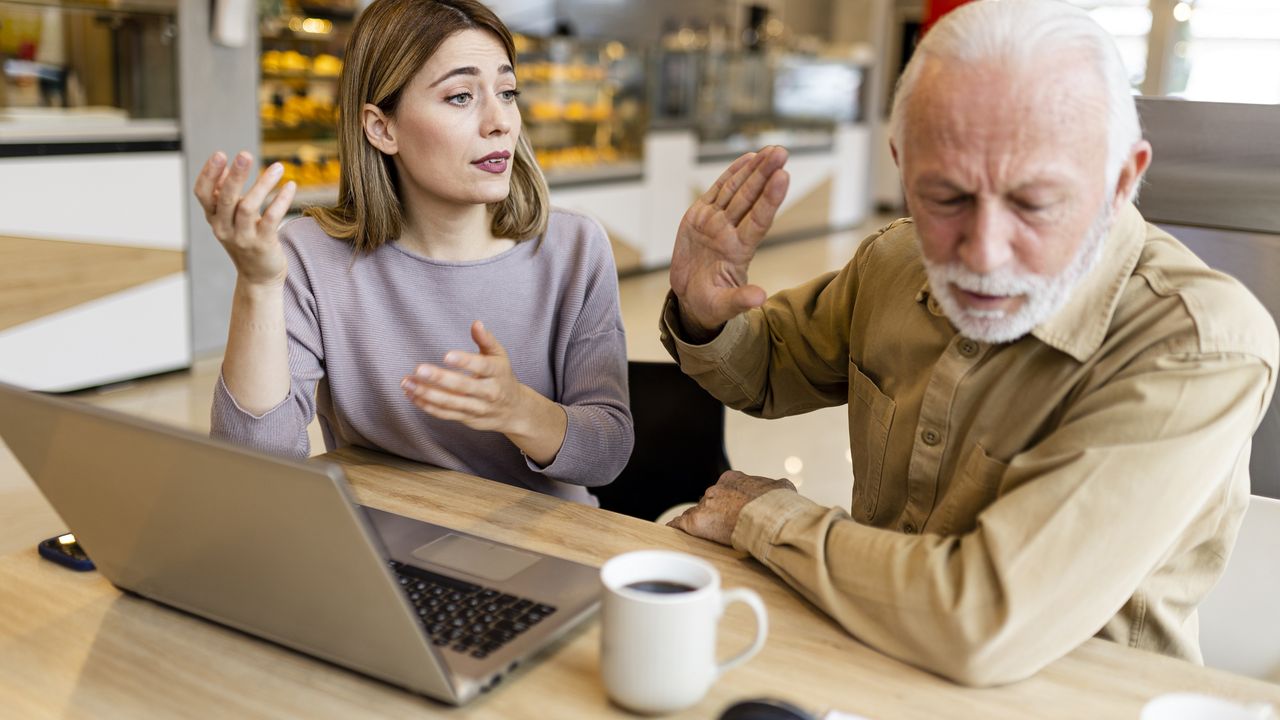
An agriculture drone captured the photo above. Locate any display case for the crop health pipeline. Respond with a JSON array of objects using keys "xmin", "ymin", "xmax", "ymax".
[
  {"xmin": 651, "ymin": 45, "xmax": 866, "ymax": 152},
  {"xmin": 0, "ymin": 0, "xmax": 178, "ymax": 141},
  {"xmin": 258, "ymin": 0, "xmax": 354, "ymax": 207},
  {"xmin": 0, "ymin": 0, "xmax": 188, "ymax": 392},
  {"xmin": 514, "ymin": 34, "xmax": 646, "ymax": 185}
]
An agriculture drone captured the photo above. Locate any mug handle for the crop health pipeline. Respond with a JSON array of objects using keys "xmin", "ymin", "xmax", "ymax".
[{"xmin": 716, "ymin": 587, "xmax": 768, "ymax": 677}]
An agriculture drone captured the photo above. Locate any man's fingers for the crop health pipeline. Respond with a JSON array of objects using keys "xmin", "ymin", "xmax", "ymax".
[
  {"xmin": 710, "ymin": 285, "xmax": 767, "ymax": 321},
  {"xmin": 724, "ymin": 148, "xmax": 789, "ymax": 227},
  {"xmin": 736, "ymin": 169, "xmax": 790, "ymax": 246},
  {"xmin": 193, "ymin": 152, "xmax": 227, "ymax": 217},
  {"xmin": 687, "ymin": 201, "xmax": 732, "ymax": 240},
  {"xmin": 698, "ymin": 152, "xmax": 756, "ymax": 205},
  {"xmin": 714, "ymin": 150, "xmax": 767, "ymax": 210}
]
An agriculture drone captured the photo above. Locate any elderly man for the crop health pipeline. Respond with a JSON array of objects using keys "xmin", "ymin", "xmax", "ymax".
[{"xmin": 663, "ymin": 0, "xmax": 1278, "ymax": 687}]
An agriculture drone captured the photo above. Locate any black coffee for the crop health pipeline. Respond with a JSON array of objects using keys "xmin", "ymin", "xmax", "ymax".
[{"xmin": 625, "ymin": 580, "xmax": 697, "ymax": 594}]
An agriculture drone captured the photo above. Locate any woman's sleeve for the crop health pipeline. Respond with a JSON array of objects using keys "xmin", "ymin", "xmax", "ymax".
[
  {"xmin": 531, "ymin": 218, "xmax": 634, "ymax": 486},
  {"xmin": 210, "ymin": 233, "xmax": 325, "ymax": 459}
]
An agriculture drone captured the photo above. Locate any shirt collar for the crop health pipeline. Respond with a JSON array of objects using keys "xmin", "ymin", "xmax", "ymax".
[{"xmin": 915, "ymin": 201, "xmax": 1147, "ymax": 362}]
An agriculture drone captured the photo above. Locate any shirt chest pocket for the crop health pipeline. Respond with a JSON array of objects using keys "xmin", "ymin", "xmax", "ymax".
[
  {"xmin": 934, "ymin": 443, "xmax": 1009, "ymax": 536},
  {"xmin": 849, "ymin": 362, "xmax": 896, "ymax": 523}
]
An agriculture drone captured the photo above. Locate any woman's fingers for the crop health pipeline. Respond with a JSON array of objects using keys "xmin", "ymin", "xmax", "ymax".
[
  {"xmin": 192, "ymin": 152, "xmax": 227, "ymax": 218},
  {"xmin": 468, "ymin": 320, "xmax": 507, "ymax": 357},
  {"xmin": 402, "ymin": 378, "xmax": 489, "ymax": 416},
  {"xmin": 234, "ymin": 163, "xmax": 284, "ymax": 236},
  {"xmin": 260, "ymin": 181, "xmax": 297, "ymax": 228},
  {"xmin": 441, "ymin": 350, "xmax": 494, "ymax": 378},
  {"xmin": 214, "ymin": 152, "xmax": 254, "ymax": 228},
  {"xmin": 409, "ymin": 365, "xmax": 494, "ymax": 399}
]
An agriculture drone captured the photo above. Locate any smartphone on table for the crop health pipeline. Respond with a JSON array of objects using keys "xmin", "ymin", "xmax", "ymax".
[{"xmin": 37, "ymin": 533, "xmax": 96, "ymax": 571}]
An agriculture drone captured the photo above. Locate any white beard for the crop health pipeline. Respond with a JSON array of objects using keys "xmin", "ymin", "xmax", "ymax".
[{"xmin": 921, "ymin": 203, "xmax": 1113, "ymax": 344}]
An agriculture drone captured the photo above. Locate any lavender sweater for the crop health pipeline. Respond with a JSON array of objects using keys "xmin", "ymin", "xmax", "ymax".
[{"xmin": 211, "ymin": 209, "xmax": 634, "ymax": 504}]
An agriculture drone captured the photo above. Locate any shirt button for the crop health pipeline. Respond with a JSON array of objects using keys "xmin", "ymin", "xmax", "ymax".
[
  {"xmin": 921, "ymin": 429, "xmax": 941, "ymax": 446},
  {"xmin": 902, "ymin": 522, "xmax": 917, "ymax": 534},
  {"xmin": 958, "ymin": 339, "xmax": 980, "ymax": 358}
]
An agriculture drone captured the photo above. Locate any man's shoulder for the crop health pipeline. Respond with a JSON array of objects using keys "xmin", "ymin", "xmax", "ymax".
[
  {"xmin": 1127, "ymin": 223, "xmax": 1278, "ymax": 366},
  {"xmin": 849, "ymin": 216, "xmax": 927, "ymax": 286}
]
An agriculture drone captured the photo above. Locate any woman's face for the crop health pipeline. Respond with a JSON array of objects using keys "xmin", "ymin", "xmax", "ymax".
[{"xmin": 373, "ymin": 29, "xmax": 522, "ymax": 209}]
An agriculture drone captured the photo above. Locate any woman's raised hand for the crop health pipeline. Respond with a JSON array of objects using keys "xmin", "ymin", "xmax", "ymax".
[{"xmin": 193, "ymin": 151, "xmax": 297, "ymax": 287}]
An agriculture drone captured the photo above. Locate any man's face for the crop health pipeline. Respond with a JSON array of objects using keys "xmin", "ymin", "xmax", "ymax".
[{"xmin": 897, "ymin": 55, "xmax": 1116, "ymax": 343}]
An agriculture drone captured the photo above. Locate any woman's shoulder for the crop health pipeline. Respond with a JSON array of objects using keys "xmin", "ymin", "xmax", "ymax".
[
  {"xmin": 543, "ymin": 207, "xmax": 612, "ymax": 257},
  {"xmin": 277, "ymin": 215, "xmax": 357, "ymax": 263}
]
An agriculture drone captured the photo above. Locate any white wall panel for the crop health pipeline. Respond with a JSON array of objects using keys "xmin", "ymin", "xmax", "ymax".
[{"xmin": 0, "ymin": 152, "xmax": 186, "ymax": 250}]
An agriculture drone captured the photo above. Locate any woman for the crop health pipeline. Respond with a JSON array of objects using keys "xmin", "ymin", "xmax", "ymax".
[{"xmin": 193, "ymin": 0, "xmax": 633, "ymax": 504}]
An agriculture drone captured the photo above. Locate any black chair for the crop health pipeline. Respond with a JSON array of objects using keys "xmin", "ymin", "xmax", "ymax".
[{"xmin": 595, "ymin": 361, "xmax": 731, "ymax": 521}]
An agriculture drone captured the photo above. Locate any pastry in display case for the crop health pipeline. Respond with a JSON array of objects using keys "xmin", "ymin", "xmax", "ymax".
[
  {"xmin": 515, "ymin": 34, "xmax": 646, "ymax": 184},
  {"xmin": 259, "ymin": 0, "xmax": 353, "ymax": 207}
]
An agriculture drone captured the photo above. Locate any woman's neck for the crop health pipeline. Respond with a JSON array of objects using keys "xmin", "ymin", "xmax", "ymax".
[{"xmin": 397, "ymin": 194, "xmax": 513, "ymax": 262}]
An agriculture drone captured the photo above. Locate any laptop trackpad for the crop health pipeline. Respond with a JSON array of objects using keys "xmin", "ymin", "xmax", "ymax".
[{"xmin": 410, "ymin": 533, "xmax": 540, "ymax": 582}]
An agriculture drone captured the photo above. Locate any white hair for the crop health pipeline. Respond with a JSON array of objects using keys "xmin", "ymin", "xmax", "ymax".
[{"xmin": 888, "ymin": 0, "xmax": 1142, "ymax": 198}]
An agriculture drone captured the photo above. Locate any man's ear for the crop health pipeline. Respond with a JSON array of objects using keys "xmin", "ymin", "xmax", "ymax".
[
  {"xmin": 1112, "ymin": 139, "xmax": 1152, "ymax": 210},
  {"xmin": 890, "ymin": 138, "xmax": 901, "ymax": 169},
  {"xmin": 362, "ymin": 103, "xmax": 397, "ymax": 155}
]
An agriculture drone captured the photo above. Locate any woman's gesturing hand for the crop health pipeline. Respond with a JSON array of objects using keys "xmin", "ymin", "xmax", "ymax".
[
  {"xmin": 401, "ymin": 320, "xmax": 537, "ymax": 435},
  {"xmin": 193, "ymin": 151, "xmax": 297, "ymax": 287}
]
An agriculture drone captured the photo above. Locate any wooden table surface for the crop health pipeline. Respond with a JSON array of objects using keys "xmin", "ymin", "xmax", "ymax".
[{"xmin": 1, "ymin": 446, "xmax": 1277, "ymax": 719}]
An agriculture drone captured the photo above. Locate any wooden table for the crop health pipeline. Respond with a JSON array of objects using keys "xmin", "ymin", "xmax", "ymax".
[{"xmin": 2, "ymin": 446, "xmax": 1278, "ymax": 719}]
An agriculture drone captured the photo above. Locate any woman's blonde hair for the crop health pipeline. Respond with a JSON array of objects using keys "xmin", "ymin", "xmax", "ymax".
[{"xmin": 306, "ymin": 0, "xmax": 549, "ymax": 252}]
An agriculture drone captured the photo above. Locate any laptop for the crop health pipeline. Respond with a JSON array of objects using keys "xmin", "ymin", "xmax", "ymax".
[{"xmin": 0, "ymin": 381, "xmax": 601, "ymax": 704}]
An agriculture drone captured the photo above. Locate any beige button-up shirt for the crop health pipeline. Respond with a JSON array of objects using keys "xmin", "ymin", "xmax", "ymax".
[{"xmin": 660, "ymin": 203, "xmax": 1278, "ymax": 686}]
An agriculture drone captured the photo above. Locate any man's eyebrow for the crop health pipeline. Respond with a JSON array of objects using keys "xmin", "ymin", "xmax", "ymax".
[
  {"xmin": 429, "ymin": 64, "xmax": 515, "ymax": 87},
  {"xmin": 915, "ymin": 174, "xmax": 969, "ymax": 193},
  {"xmin": 1009, "ymin": 178, "xmax": 1070, "ymax": 194}
]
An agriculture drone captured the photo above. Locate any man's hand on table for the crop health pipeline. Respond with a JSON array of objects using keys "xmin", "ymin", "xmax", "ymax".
[{"xmin": 668, "ymin": 470, "xmax": 796, "ymax": 545}]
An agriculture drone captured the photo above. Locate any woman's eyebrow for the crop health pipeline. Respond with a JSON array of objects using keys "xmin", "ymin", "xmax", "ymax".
[{"xmin": 429, "ymin": 64, "xmax": 515, "ymax": 87}]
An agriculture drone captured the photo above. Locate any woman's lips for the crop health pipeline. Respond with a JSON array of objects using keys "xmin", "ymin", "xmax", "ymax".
[
  {"xmin": 473, "ymin": 157, "xmax": 508, "ymax": 174},
  {"xmin": 472, "ymin": 151, "xmax": 511, "ymax": 174}
]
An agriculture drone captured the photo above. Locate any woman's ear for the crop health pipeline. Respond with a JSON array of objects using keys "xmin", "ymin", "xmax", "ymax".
[{"xmin": 362, "ymin": 103, "xmax": 397, "ymax": 155}]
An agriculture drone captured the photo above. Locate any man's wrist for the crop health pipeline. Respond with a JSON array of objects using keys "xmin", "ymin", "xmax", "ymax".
[{"xmin": 675, "ymin": 298, "xmax": 726, "ymax": 345}]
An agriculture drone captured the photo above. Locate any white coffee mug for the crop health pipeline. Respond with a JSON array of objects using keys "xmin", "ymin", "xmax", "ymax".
[{"xmin": 599, "ymin": 550, "xmax": 768, "ymax": 715}]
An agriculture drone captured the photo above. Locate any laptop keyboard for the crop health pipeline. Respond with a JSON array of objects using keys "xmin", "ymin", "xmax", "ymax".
[{"xmin": 389, "ymin": 560, "xmax": 557, "ymax": 660}]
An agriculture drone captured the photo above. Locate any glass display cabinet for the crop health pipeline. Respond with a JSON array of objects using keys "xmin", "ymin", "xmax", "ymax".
[
  {"xmin": 514, "ymin": 33, "xmax": 646, "ymax": 185},
  {"xmin": 0, "ymin": 0, "xmax": 178, "ymax": 141},
  {"xmin": 259, "ymin": 0, "xmax": 355, "ymax": 207}
]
